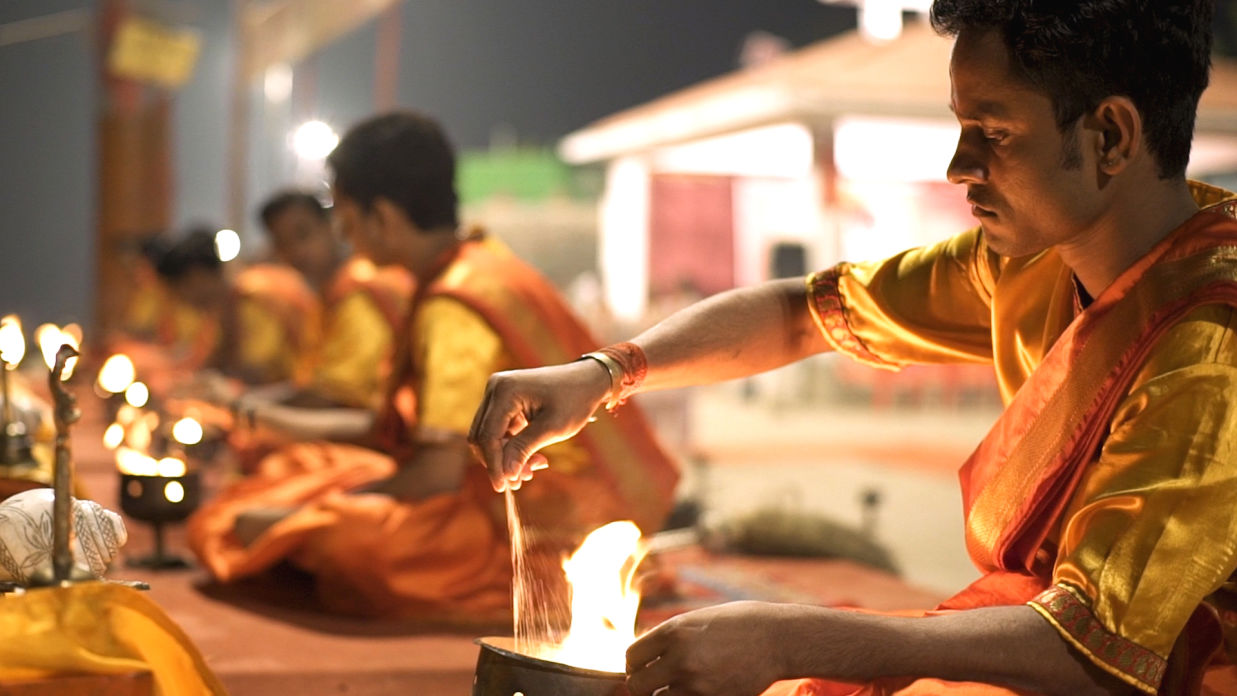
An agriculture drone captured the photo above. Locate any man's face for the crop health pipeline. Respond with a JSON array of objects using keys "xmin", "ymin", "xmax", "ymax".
[
  {"xmin": 266, "ymin": 205, "xmax": 336, "ymax": 282},
  {"xmin": 171, "ymin": 268, "xmax": 227, "ymax": 311},
  {"xmin": 947, "ymin": 29, "xmax": 1107, "ymax": 258},
  {"xmin": 330, "ymin": 190, "xmax": 393, "ymax": 266}
]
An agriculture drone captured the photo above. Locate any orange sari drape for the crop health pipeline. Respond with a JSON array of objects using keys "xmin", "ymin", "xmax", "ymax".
[
  {"xmin": 188, "ymin": 238, "xmax": 677, "ymax": 620},
  {"xmin": 770, "ymin": 201, "xmax": 1237, "ymax": 695}
]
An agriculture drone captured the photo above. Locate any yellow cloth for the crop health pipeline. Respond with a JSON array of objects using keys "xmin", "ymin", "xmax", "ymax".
[
  {"xmin": 0, "ymin": 583, "xmax": 226, "ymax": 695},
  {"xmin": 806, "ymin": 181, "xmax": 1237, "ymax": 689},
  {"xmin": 234, "ymin": 297, "xmax": 296, "ymax": 382},
  {"xmin": 308, "ymin": 291, "xmax": 396, "ymax": 410},
  {"xmin": 411, "ymin": 295, "xmax": 588, "ymax": 471}
]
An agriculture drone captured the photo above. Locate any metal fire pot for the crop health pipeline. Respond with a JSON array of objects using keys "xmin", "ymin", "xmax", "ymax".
[{"xmin": 473, "ymin": 637, "xmax": 630, "ymax": 696}]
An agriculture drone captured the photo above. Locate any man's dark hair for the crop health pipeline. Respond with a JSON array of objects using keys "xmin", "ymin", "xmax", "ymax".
[
  {"xmin": 930, "ymin": 0, "xmax": 1214, "ymax": 179},
  {"xmin": 155, "ymin": 227, "xmax": 222, "ymax": 280},
  {"xmin": 258, "ymin": 190, "xmax": 327, "ymax": 231},
  {"xmin": 326, "ymin": 111, "xmax": 459, "ymax": 231}
]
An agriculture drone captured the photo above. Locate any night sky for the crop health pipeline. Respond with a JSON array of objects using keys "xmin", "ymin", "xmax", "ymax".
[{"xmin": 370, "ymin": 0, "xmax": 857, "ymax": 149}]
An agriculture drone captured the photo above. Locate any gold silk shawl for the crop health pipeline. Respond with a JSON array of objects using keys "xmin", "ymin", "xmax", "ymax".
[{"xmin": 807, "ymin": 182, "xmax": 1237, "ymax": 694}]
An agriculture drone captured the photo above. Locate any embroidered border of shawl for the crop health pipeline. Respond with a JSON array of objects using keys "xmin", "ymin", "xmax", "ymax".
[
  {"xmin": 1028, "ymin": 583, "xmax": 1164, "ymax": 694},
  {"xmin": 806, "ymin": 266, "xmax": 900, "ymax": 370}
]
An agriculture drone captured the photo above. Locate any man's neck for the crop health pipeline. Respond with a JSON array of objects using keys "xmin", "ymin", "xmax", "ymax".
[
  {"xmin": 407, "ymin": 227, "xmax": 464, "ymax": 281},
  {"xmin": 1058, "ymin": 177, "xmax": 1199, "ymax": 299}
]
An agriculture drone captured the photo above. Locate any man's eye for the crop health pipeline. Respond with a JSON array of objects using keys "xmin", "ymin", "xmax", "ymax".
[{"xmin": 983, "ymin": 131, "xmax": 1008, "ymax": 144}]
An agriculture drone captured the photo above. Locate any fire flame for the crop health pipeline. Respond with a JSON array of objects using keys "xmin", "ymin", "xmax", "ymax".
[
  {"xmin": 116, "ymin": 446, "xmax": 159, "ymax": 476},
  {"xmin": 540, "ymin": 521, "xmax": 647, "ymax": 673},
  {"xmin": 35, "ymin": 323, "xmax": 81, "ymax": 379},
  {"xmin": 0, "ymin": 315, "xmax": 25, "ymax": 367},
  {"xmin": 115, "ymin": 448, "xmax": 185, "ymax": 478},
  {"xmin": 97, "ymin": 353, "xmax": 136, "ymax": 393}
]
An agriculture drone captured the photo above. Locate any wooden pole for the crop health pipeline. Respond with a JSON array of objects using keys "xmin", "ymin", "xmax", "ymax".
[{"xmin": 96, "ymin": 0, "xmax": 173, "ymax": 340}]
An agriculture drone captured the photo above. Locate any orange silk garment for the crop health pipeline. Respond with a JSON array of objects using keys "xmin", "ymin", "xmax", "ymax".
[
  {"xmin": 188, "ymin": 237, "xmax": 678, "ymax": 619},
  {"xmin": 765, "ymin": 184, "xmax": 1237, "ymax": 695}
]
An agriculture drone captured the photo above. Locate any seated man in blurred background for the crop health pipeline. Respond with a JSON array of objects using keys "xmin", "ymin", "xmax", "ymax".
[
  {"xmin": 111, "ymin": 226, "xmax": 320, "ymax": 397},
  {"xmin": 221, "ymin": 190, "xmax": 413, "ymax": 468},
  {"xmin": 188, "ymin": 110, "xmax": 678, "ymax": 622}
]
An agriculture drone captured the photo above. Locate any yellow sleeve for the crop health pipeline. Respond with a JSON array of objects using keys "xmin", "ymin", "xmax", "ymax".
[
  {"xmin": 412, "ymin": 296, "xmax": 507, "ymax": 437},
  {"xmin": 408, "ymin": 296, "xmax": 592, "ymax": 473},
  {"xmin": 311, "ymin": 291, "xmax": 395, "ymax": 410},
  {"xmin": 234, "ymin": 297, "xmax": 294, "ymax": 382},
  {"xmin": 1027, "ymin": 304, "xmax": 1237, "ymax": 694},
  {"xmin": 806, "ymin": 227, "xmax": 998, "ymax": 369}
]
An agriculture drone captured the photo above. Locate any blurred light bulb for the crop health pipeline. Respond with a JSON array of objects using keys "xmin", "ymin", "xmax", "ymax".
[
  {"xmin": 291, "ymin": 120, "xmax": 339, "ymax": 161},
  {"xmin": 215, "ymin": 229, "xmax": 241, "ymax": 262},
  {"xmin": 264, "ymin": 63, "xmax": 293, "ymax": 103}
]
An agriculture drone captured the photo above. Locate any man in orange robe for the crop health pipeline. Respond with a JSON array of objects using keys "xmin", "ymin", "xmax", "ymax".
[
  {"xmin": 245, "ymin": 190, "xmax": 413, "ymax": 411},
  {"xmin": 220, "ymin": 192, "xmax": 414, "ymax": 469},
  {"xmin": 469, "ymin": 1, "xmax": 1237, "ymax": 694},
  {"xmin": 187, "ymin": 112, "xmax": 678, "ymax": 621},
  {"xmin": 109, "ymin": 227, "xmax": 321, "ymax": 395}
]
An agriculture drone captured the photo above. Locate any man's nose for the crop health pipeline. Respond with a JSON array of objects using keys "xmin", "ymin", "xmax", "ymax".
[{"xmin": 947, "ymin": 135, "xmax": 987, "ymax": 185}]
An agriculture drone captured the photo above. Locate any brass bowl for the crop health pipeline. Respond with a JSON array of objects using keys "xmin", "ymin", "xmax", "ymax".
[{"xmin": 473, "ymin": 637, "xmax": 629, "ymax": 696}]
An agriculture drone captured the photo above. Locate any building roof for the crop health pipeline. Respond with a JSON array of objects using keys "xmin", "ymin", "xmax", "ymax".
[{"xmin": 560, "ymin": 21, "xmax": 1237, "ymax": 164}]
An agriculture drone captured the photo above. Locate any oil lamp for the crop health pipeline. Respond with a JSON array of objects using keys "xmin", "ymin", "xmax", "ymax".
[
  {"xmin": 0, "ymin": 315, "xmax": 40, "ymax": 479},
  {"xmin": 118, "ymin": 452, "xmax": 201, "ymax": 570}
]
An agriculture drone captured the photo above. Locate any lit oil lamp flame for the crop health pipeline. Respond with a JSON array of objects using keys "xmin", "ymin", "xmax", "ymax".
[
  {"xmin": 35, "ymin": 323, "xmax": 81, "ymax": 379},
  {"xmin": 102, "ymin": 423, "xmax": 125, "ymax": 450},
  {"xmin": 124, "ymin": 381, "xmax": 150, "ymax": 408},
  {"xmin": 97, "ymin": 354, "xmax": 136, "ymax": 394},
  {"xmin": 540, "ymin": 521, "xmax": 647, "ymax": 672},
  {"xmin": 171, "ymin": 417, "xmax": 203, "ymax": 445},
  {"xmin": 0, "ymin": 315, "xmax": 25, "ymax": 368},
  {"xmin": 156, "ymin": 457, "xmax": 186, "ymax": 477},
  {"xmin": 115, "ymin": 446, "xmax": 159, "ymax": 476},
  {"xmin": 126, "ymin": 414, "xmax": 155, "ymax": 453}
]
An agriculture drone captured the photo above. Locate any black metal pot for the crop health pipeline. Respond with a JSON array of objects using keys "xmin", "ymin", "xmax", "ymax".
[{"xmin": 473, "ymin": 637, "xmax": 629, "ymax": 696}]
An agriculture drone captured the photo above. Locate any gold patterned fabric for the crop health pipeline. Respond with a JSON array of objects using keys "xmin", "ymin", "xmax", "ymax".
[{"xmin": 805, "ymin": 182, "xmax": 1237, "ymax": 693}]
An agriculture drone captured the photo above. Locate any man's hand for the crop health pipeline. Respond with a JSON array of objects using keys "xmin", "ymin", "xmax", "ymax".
[
  {"xmin": 468, "ymin": 359, "xmax": 611, "ymax": 491},
  {"xmin": 625, "ymin": 602, "xmax": 791, "ymax": 696}
]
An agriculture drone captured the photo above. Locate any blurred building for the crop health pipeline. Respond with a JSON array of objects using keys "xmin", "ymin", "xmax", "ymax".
[{"xmin": 560, "ymin": 20, "xmax": 1237, "ymax": 324}]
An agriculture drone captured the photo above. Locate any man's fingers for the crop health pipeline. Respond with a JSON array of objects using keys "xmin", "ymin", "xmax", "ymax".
[
  {"xmin": 626, "ymin": 655, "xmax": 675, "ymax": 696},
  {"xmin": 627, "ymin": 624, "xmax": 674, "ymax": 673},
  {"xmin": 502, "ymin": 424, "xmax": 561, "ymax": 486}
]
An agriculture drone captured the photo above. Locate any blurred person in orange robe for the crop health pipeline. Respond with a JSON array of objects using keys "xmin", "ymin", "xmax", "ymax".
[
  {"xmin": 220, "ymin": 190, "xmax": 414, "ymax": 467},
  {"xmin": 187, "ymin": 111, "xmax": 678, "ymax": 622},
  {"xmin": 110, "ymin": 226, "xmax": 320, "ymax": 398}
]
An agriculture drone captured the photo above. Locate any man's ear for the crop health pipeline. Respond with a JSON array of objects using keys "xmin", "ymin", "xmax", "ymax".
[
  {"xmin": 372, "ymin": 197, "xmax": 421, "ymax": 235},
  {"xmin": 1087, "ymin": 96, "xmax": 1141, "ymax": 175}
]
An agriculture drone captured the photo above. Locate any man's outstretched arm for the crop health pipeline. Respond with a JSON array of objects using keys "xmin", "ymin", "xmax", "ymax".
[
  {"xmin": 626, "ymin": 602, "xmax": 1135, "ymax": 696},
  {"xmin": 469, "ymin": 277, "xmax": 831, "ymax": 489}
]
